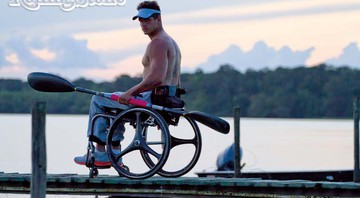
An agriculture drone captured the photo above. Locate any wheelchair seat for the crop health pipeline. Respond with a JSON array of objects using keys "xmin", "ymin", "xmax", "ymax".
[{"xmin": 151, "ymin": 86, "xmax": 187, "ymax": 126}]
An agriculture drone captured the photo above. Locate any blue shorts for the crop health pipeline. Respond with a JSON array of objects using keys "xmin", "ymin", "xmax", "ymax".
[{"xmin": 87, "ymin": 91, "xmax": 152, "ymax": 145}]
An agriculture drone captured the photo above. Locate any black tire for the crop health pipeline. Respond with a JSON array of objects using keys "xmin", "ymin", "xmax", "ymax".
[
  {"xmin": 106, "ymin": 107, "xmax": 171, "ymax": 179},
  {"xmin": 141, "ymin": 115, "xmax": 202, "ymax": 177}
]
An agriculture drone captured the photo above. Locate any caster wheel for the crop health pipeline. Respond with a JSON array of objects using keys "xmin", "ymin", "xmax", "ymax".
[{"xmin": 89, "ymin": 167, "xmax": 98, "ymax": 178}]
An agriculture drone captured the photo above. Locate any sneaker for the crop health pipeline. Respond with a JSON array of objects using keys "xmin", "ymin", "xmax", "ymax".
[
  {"xmin": 93, "ymin": 151, "xmax": 112, "ymax": 166},
  {"xmin": 74, "ymin": 152, "xmax": 111, "ymax": 167},
  {"xmin": 74, "ymin": 153, "xmax": 88, "ymax": 166}
]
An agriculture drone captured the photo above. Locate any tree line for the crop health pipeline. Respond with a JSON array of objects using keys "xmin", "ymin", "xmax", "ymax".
[{"xmin": 1, "ymin": 64, "xmax": 360, "ymax": 118}]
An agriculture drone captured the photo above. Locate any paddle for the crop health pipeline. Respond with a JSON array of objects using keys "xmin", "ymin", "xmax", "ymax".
[{"xmin": 27, "ymin": 72, "xmax": 230, "ymax": 134}]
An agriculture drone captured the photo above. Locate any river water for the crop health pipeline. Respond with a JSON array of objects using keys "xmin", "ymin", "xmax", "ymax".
[{"xmin": 0, "ymin": 114, "xmax": 354, "ymax": 177}]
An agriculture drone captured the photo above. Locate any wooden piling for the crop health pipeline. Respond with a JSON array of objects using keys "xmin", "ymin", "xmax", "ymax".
[
  {"xmin": 354, "ymin": 92, "xmax": 360, "ymax": 182},
  {"xmin": 234, "ymin": 106, "xmax": 241, "ymax": 178},
  {"xmin": 31, "ymin": 102, "xmax": 47, "ymax": 198}
]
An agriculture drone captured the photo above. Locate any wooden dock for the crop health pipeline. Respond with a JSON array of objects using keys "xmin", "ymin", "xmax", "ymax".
[
  {"xmin": 196, "ymin": 170, "xmax": 354, "ymax": 182},
  {"xmin": 1, "ymin": 172, "xmax": 360, "ymax": 197}
]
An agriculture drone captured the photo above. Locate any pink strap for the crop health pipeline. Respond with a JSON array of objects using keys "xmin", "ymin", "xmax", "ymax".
[
  {"xmin": 128, "ymin": 98, "xmax": 148, "ymax": 107},
  {"xmin": 109, "ymin": 94, "xmax": 148, "ymax": 107},
  {"xmin": 110, "ymin": 94, "xmax": 120, "ymax": 101}
]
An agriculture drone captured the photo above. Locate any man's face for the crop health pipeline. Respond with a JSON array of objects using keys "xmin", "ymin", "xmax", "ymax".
[{"xmin": 138, "ymin": 16, "xmax": 159, "ymax": 35}]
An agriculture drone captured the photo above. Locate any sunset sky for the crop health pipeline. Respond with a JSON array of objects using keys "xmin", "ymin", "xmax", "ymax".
[{"xmin": 1, "ymin": 0, "xmax": 360, "ymax": 81}]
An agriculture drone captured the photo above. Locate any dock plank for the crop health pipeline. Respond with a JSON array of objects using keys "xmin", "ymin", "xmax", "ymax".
[{"xmin": 0, "ymin": 172, "xmax": 360, "ymax": 197}]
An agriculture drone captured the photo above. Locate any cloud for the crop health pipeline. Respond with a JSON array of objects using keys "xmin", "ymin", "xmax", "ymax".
[
  {"xmin": 270, "ymin": 46, "xmax": 314, "ymax": 67},
  {"xmin": 4, "ymin": 1, "xmax": 359, "ymax": 38},
  {"xmin": 0, "ymin": 35, "xmax": 109, "ymax": 80},
  {"xmin": 166, "ymin": 0, "xmax": 360, "ymax": 25},
  {"xmin": 0, "ymin": 44, "xmax": 11, "ymax": 67},
  {"xmin": 5, "ymin": 37, "xmax": 46, "ymax": 68},
  {"xmin": 196, "ymin": 41, "xmax": 314, "ymax": 72},
  {"xmin": 47, "ymin": 35, "xmax": 105, "ymax": 69},
  {"xmin": 3, "ymin": 1, "xmax": 246, "ymax": 37},
  {"xmin": 326, "ymin": 42, "xmax": 360, "ymax": 66},
  {"xmin": 83, "ymin": 54, "xmax": 143, "ymax": 81},
  {"xmin": 0, "ymin": 34, "xmax": 145, "ymax": 81},
  {"xmin": 2, "ymin": 35, "xmax": 104, "ymax": 69}
]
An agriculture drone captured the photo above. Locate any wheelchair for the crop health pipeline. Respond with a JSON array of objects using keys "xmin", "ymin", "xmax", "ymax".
[
  {"xmin": 26, "ymin": 72, "xmax": 228, "ymax": 180},
  {"xmin": 84, "ymin": 93, "xmax": 202, "ymax": 179}
]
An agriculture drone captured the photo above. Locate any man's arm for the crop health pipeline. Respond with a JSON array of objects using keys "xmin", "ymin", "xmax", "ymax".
[{"xmin": 118, "ymin": 39, "xmax": 169, "ymax": 104}]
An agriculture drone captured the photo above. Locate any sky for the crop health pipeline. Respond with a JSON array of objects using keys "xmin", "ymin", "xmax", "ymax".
[{"xmin": 1, "ymin": 0, "xmax": 360, "ymax": 82}]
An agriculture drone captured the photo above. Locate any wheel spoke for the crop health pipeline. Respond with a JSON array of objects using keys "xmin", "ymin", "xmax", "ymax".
[
  {"xmin": 139, "ymin": 141, "xmax": 161, "ymax": 160},
  {"xmin": 170, "ymin": 136, "xmax": 198, "ymax": 148},
  {"xmin": 115, "ymin": 143, "xmax": 136, "ymax": 159},
  {"xmin": 134, "ymin": 112, "xmax": 143, "ymax": 137}
]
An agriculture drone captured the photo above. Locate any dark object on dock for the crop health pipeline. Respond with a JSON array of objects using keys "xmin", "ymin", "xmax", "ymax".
[
  {"xmin": 196, "ymin": 170, "xmax": 354, "ymax": 182},
  {"xmin": 216, "ymin": 143, "xmax": 242, "ymax": 171}
]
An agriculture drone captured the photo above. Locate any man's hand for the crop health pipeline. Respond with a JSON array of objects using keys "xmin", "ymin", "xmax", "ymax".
[{"xmin": 118, "ymin": 92, "xmax": 132, "ymax": 104}]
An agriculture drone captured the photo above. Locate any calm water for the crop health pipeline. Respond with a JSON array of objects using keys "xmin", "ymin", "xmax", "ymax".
[{"xmin": 0, "ymin": 114, "xmax": 355, "ymax": 178}]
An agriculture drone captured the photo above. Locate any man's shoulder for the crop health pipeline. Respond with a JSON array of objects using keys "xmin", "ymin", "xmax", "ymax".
[{"xmin": 149, "ymin": 36, "xmax": 174, "ymax": 47}]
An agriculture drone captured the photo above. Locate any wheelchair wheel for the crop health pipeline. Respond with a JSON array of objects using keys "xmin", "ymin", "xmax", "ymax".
[
  {"xmin": 141, "ymin": 115, "xmax": 202, "ymax": 177},
  {"xmin": 106, "ymin": 107, "xmax": 171, "ymax": 179}
]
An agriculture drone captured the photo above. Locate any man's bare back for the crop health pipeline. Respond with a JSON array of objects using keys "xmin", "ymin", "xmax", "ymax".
[{"xmin": 142, "ymin": 33, "xmax": 181, "ymax": 86}]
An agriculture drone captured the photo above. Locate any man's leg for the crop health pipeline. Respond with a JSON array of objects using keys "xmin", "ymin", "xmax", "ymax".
[
  {"xmin": 75, "ymin": 91, "xmax": 153, "ymax": 166},
  {"xmin": 75, "ymin": 95, "xmax": 127, "ymax": 166},
  {"xmin": 87, "ymin": 95, "xmax": 128, "ymax": 144}
]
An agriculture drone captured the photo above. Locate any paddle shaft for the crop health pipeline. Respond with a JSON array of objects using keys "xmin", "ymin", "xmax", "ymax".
[
  {"xmin": 75, "ymin": 86, "xmax": 180, "ymax": 114},
  {"xmin": 107, "ymin": 92, "xmax": 228, "ymax": 133},
  {"xmin": 27, "ymin": 72, "xmax": 229, "ymax": 134}
]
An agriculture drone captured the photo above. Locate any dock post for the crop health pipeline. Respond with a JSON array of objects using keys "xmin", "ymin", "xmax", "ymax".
[
  {"xmin": 31, "ymin": 102, "xmax": 47, "ymax": 197},
  {"xmin": 234, "ymin": 106, "xmax": 241, "ymax": 178},
  {"xmin": 353, "ymin": 94, "xmax": 360, "ymax": 182},
  {"xmin": 354, "ymin": 92, "xmax": 360, "ymax": 182}
]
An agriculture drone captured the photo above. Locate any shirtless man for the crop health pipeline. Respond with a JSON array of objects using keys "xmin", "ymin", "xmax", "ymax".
[
  {"xmin": 118, "ymin": 1, "xmax": 181, "ymax": 104},
  {"xmin": 74, "ymin": 1, "xmax": 182, "ymax": 166}
]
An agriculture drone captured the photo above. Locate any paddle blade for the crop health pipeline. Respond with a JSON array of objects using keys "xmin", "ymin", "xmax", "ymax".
[
  {"xmin": 27, "ymin": 72, "xmax": 76, "ymax": 92},
  {"xmin": 186, "ymin": 111, "xmax": 230, "ymax": 134}
]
